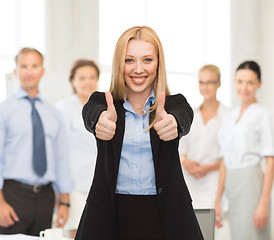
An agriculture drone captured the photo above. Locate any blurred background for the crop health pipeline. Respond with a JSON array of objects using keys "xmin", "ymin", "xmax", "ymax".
[{"xmin": 1, "ymin": 0, "xmax": 273, "ymax": 110}]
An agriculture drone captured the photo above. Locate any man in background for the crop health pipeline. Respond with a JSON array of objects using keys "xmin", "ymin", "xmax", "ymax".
[{"xmin": 0, "ymin": 48, "xmax": 72, "ymax": 236}]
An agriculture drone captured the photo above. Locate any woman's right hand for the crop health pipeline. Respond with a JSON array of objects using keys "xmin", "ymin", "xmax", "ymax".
[
  {"xmin": 215, "ymin": 201, "xmax": 223, "ymax": 228},
  {"xmin": 95, "ymin": 91, "xmax": 117, "ymax": 140}
]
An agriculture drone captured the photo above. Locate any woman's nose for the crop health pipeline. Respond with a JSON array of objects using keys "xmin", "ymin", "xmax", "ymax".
[{"xmin": 134, "ymin": 61, "xmax": 144, "ymax": 74}]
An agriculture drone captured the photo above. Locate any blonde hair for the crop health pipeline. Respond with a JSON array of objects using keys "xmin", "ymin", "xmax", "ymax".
[
  {"xmin": 199, "ymin": 64, "xmax": 221, "ymax": 82},
  {"xmin": 110, "ymin": 26, "xmax": 170, "ymax": 127}
]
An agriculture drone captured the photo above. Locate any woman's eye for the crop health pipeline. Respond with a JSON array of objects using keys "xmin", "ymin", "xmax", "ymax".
[
  {"xmin": 144, "ymin": 58, "xmax": 152, "ymax": 62},
  {"xmin": 125, "ymin": 59, "xmax": 133, "ymax": 63}
]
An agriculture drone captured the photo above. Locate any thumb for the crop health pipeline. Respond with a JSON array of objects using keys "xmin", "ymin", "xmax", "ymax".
[
  {"xmin": 105, "ymin": 91, "xmax": 117, "ymax": 122},
  {"xmin": 10, "ymin": 208, "xmax": 19, "ymax": 222},
  {"xmin": 156, "ymin": 92, "xmax": 166, "ymax": 121}
]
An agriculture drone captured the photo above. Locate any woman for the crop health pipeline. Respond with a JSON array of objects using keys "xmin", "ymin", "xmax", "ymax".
[
  {"xmin": 56, "ymin": 59, "xmax": 100, "ymax": 229},
  {"xmin": 215, "ymin": 61, "xmax": 274, "ymax": 240},
  {"xmin": 180, "ymin": 64, "xmax": 228, "ymax": 209},
  {"xmin": 75, "ymin": 26, "xmax": 203, "ymax": 240}
]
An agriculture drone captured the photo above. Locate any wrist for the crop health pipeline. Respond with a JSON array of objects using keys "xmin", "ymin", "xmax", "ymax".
[
  {"xmin": 259, "ymin": 197, "xmax": 270, "ymax": 205},
  {"xmin": 215, "ymin": 198, "xmax": 221, "ymax": 205},
  {"xmin": 180, "ymin": 154, "xmax": 187, "ymax": 165},
  {"xmin": 203, "ymin": 165, "xmax": 210, "ymax": 174}
]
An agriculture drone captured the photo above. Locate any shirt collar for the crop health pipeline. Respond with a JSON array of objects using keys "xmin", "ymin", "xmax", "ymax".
[
  {"xmin": 123, "ymin": 89, "xmax": 155, "ymax": 114},
  {"xmin": 14, "ymin": 87, "xmax": 43, "ymax": 102}
]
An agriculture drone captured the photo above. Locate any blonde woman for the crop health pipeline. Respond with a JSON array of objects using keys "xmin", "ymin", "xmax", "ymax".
[
  {"xmin": 180, "ymin": 65, "xmax": 228, "ymax": 209},
  {"xmin": 215, "ymin": 61, "xmax": 274, "ymax": 240},
  {"xmin": 75, "ymin": 26, "xmax": 203, "ymax": 240}
]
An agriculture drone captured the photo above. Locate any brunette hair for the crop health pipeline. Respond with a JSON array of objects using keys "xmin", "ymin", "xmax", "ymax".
[
  {"xmin": 236, "ymin": 61, "xmax": 261, "ymax": 82},
  {"xmin": 69, "ymin": 59, "xmax": 100, "ymax": 93}
]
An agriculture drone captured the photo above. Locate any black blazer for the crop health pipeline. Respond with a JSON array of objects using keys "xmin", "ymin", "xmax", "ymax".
[{"xmin": 75, "ymin": 92, "xmax": 204, "ymax": 240}]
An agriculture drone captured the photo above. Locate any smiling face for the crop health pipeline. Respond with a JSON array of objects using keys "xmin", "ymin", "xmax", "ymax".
[
  {"xmin": 198, "ymin": 70, "xmax": 220, "ymax": 101},
  {"xmin": 14, "ymin": 52, "xmax": 45, "ymax": 93},
  {"xmin": 123, "ymin": 39, "xmax": 158, "ymax": 100},
  {"xmin": 71, "ymin": 65, "xmax": 99, "ymax": 99},
  {"xmin": 234, "ymin": 69, "xmax": 262, "ymax": 104}
]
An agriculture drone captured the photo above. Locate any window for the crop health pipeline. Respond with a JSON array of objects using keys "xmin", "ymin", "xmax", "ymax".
[
  {"xmin": 0, "ymin": 0, "xmax": 45, "ymax": 101},
  {"xmin": 99, "ymin": 0, "xmax": 231, "ymax": 107}
]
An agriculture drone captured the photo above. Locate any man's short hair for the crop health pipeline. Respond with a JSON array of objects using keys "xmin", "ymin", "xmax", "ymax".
[{"xmin": 15, "ymin": 47, "xmax": 44, "ymax": 65}]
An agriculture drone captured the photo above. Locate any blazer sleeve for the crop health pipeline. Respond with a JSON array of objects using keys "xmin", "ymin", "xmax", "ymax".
[
  {"xmin": 82, "ymin": 91, "xmax": 107, "ymax": 134},
  {"xmin": 165, "ymin": 94, "xmax": 194, "ymax": 139}
]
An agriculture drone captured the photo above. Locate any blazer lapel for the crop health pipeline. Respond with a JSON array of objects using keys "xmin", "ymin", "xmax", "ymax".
[{"xmin": 112, "ymin": 101, "xmax": 125, "ymax": 182}]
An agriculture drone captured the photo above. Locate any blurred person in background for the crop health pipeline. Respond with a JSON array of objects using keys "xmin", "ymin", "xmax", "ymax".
[
  {"xmin": 0, "ymin": 48, "xmax": 72, "ymax": 236},
  {"xmin": 180, "ymin": 64, "xmax": 228, "ymax": 210},
  {"xmin": 56, "ymin": 59, "xmax": 100, "ymax": 230},
  {"xmin": 215, "ymin": 61, "xmax": 274, "ymax": 240}
]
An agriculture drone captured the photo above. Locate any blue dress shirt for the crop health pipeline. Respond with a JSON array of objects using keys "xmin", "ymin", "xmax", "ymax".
[
  {"xmin": 0, "ymin": 87, "xmax": 72, "ymax": 193},
  {"xmin": 116, "ymin": 90, "xmax": 157, "ymax": 195}
]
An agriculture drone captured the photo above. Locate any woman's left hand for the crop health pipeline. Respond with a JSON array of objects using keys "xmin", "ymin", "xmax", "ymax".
[
  {"xmin": 154, "ymin": 92, "xmax": 178, "ymax": 141},
  {"xmin": 253, "ymin": 201, "xmax": 269, "ymax": 230}
]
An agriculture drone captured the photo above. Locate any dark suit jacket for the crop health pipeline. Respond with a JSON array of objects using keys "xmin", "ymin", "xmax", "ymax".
[{"xmin": 75, "ymin": 92, "xmax": 204, "ymax": 240}]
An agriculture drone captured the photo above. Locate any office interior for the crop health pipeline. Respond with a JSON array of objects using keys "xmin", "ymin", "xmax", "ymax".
[{"xmin": 0, "ymin": 0, "xmax": 274, "ymax": 239}]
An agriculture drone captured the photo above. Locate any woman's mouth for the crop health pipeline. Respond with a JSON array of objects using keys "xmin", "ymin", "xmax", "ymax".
[{"xmin": 130, "ymin": 76, "xmax": 147, "ymax": 85}]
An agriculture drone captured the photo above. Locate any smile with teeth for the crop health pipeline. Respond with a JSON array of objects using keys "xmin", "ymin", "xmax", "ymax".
[{"xmin": 130, "ymin": 76, "xmax": 147, "ymax": 84}]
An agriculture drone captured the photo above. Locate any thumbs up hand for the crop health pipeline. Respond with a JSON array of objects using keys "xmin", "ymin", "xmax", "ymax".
[
  {"xmin": 154, "ymin": 92, "xmax": 178, "ymax": 141},
  {"xmin": 95, "ymin": 91, "xmax": 117, "ymax": 140}
]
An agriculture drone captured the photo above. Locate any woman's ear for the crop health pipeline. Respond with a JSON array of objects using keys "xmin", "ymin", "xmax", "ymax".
[{"xmin": 217, "ymin": 81, "xmax": 221, "ymax": 88}]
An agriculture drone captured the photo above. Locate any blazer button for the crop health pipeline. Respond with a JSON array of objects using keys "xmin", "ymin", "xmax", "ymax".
[{"xmin": 158, "ymin": 187, "xmax": 163, "ymax": 194}]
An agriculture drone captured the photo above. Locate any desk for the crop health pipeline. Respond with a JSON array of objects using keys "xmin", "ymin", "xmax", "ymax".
[
  {"xmin": 0, "ymin": 233, "xmax": 74, "ymax": 240},
  {"xmin": 0, "ymin": 234, "xmax": 38, "ymax": 240}
]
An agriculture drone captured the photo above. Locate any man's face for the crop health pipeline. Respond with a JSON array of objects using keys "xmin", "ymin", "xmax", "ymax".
[{"xmin": 14, "ymin": 52, "xmax": 45, "ymax": 92}]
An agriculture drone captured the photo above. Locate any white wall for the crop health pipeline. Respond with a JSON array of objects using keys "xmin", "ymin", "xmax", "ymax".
[
  {"xmin": 42, "ymin": 0, "xmax": 99, "ymax": 104},
  {"xmin": 230, "ymin": 0, "xmax": 274, "ymax": 111},
  {"xmin": 230, "ymin": 0, "xmax": 260, "ymax": 107},
  {"xmin": 258, "ymin": 0, "xmax": 274, "ymax": 110}
]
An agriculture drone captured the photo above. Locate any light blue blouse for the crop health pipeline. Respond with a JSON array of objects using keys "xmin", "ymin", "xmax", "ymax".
[{"xmin": 116, "ymin": 90, "xmax": 157, "ymax": 195}]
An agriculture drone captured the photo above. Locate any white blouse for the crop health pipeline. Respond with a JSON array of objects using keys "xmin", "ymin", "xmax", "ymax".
[
  {"xmin": 219, "ymin": 103, "xmax": 274, "ymax": 169},
  {"xmin": 56, "ymin": 94, "xmax": 97, "ymax": 193},
  {"xmin": 179, "ymin": 103, "xmax": 228, "ymax": 209}
]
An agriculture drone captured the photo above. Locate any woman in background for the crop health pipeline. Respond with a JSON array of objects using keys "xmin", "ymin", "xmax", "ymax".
[
  {"xmin": 180, "ymin": 64, "xmax": 228, "ymax": 209},
  {"xmin": 56, "ymin": 59, "xmax": 100, "ymax": 229},
  {"xmin": 215, "ymin": 61, "xmax": 274, "ymax": 240}
]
